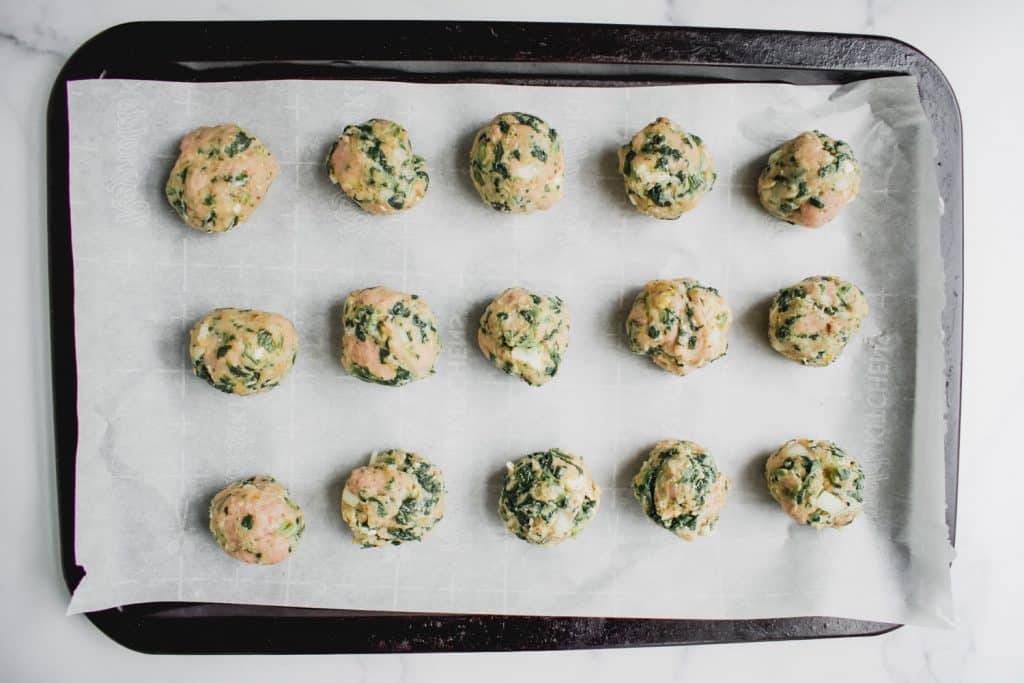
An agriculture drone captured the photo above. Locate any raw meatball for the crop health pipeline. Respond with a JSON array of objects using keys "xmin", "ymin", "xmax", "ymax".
[
  {"xmin": 477, "ymin": 287, "xmax": 569, "ymax": 386},
  {"xmin": 469, "ymin": 112, "xmax": 564, "ymax": 212},
  {"xmin": 208, "ymin": 475, "xmax": 304, "ymax": 564},
  {"xmin": 340, "ymin": 286, "xmax": 441, "ymax": 386},
  {"xmin": 625, "ymin": 278, "xmax": 732, "ymax": 376},
  {"xmin": 632, "ymin": 440, "xmax": 729, "ymax": 541},
  {"xmin": 765, "ymin": 439, "xmax": 865, "ymax": 528},
  {"xmin": 498, "ymin": 448, "xmax": 600, "ymax": 545},
  {"xmin": 756, "ymin": 130, "xmax": 860, "ymax": 227},
  {"xmin": 618, "ymin": 117, "xmax": 716, "ymax": 219},
  {"xmin": 189, "ymin": 308, "xmax": 298, "ymax": 395},
  {"xmin": 165, "ymin": 123, "xmax": 278, "ymax": 232},
  {"xmin": 340, "ymin": 449, "xmax": 446, "ymax": 547},
  {"xmin": 769, "ymin": 275, "xmax": 869, "ymax": 367},
  {"xmin": 326, "ymin": 118, "xmax": 429, "ymax": 214}
]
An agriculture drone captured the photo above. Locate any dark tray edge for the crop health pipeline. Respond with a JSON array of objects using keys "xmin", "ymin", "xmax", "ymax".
[{"xmin": 47, "ymin": 20, "xmax": 963, "ymax": 654}]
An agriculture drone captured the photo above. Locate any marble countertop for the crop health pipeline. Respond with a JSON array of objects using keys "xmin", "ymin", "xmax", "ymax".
[{"xmin": 2, "ymin": 1, "xmax": 1020, "ymax": 680}]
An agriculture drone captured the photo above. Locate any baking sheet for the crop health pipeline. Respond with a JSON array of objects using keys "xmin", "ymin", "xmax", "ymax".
[{"xmin": 65, "ymin": 76, "xmax": 953, "ymax": 625}]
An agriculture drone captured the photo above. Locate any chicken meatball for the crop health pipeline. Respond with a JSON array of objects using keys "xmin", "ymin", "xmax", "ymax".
[
  {"xmin": 477, "ymin": 287, "xmax": 569, "ymax": 386},
  {"xmin": 765, "ymin": 439, "xmax": 865, "ymax": 528},
  {"xmin": 618, "ymin": 117, "xmax": 716, "ymax": 219},
  {"xmin": 339, "ymin": 286, "xmax": 442, "ymax": 386},
  {"xmin": 165, "ymin": 123, "xmax": 278, "ymax": 232},
  {"xmin": 756, "ymin": 130, "xmax": 860, "ymax": 227},
  {"xmin": 625, "ymin": 278, "xmax": 732, "ymax": 376},
  {"xmin": 189, "ymin": 308, "xmax": 298, "ymax": 395},
  {"xmin": 632, "ymin": 440, "xmax": 729, "ymax": 541},
  {"xmin": 469, "ymin": 112, "xmax": 564, "ymax": 212},
  {"xmin": 498, "ymin": 448, "xmax": 600, "ymax": 545},
  {"xmin": 768, "ymin": 275, "xmax": 869, "ymax": 367},
  {"xmin": 340, "ymin": 449, "xmax": 446, "ymax": 547},
  {"xmin": 208, "ymin": 475, "xmax": 304, "ymax": 564},
  {"xmin": 326, "ymin": 118, "xmax": 429, "ymax": 214}
]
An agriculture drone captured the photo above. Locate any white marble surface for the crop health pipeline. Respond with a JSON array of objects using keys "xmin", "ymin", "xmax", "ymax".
[{"xmin": 0, "ymin": 0, "xmax": 1020, "ymax": 680}]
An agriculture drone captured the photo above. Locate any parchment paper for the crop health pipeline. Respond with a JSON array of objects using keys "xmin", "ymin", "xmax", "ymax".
[{"xmin": 65, "ymin": 76, "xmax": 953, "ymax": 625}]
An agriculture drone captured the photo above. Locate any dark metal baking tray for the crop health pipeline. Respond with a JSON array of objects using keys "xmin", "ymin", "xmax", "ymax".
[{"xmin": 47, "ymin": 20, "xmax": 963, "ymax": 654}]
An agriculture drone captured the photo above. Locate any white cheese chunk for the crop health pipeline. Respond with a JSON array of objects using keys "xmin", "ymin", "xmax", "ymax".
[
  {"xmin": 814, "ymin": 490, "xmax": 844, "ymax": 514},
  {"xmin": 510, "ymin": 345, "xmax": 546, "ymax": 371}
]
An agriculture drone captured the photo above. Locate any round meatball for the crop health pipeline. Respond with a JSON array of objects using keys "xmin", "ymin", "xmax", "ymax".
[
  {"xmin": 756, "ymin": 130, "xmax": 860, "ymax": 228},
  {"xmin": 340, "ymin": 286, "xmax": 441, "ymax": 386},
  {"xmin": 469, "ymin": 112, "xmax": 564, "ymax": 212},
  {"xmin": 477, "ymin": 287, "xmax": 569, "ymax": 386},
  {"xmin": 625, "ymin": 278, "xmax": 732, "ymax": 376},
  {"xmin": 165, "ymin": 123, "xmax": 278, "ymax": 232},
  {"xmin": 498, "ymin": 448, "xmax": 600, "ymax": 545},
  {"xmin": 340, "ymin": 449, "xmax": 446, "ymax": 547},
  {"xmin": 326, "ymin": 119, "xmax": 428, "ymax": 214},
  {"xmin": 769, "ymin": 275, "xmax": 869, "ymax": 367},
  {"xmin": 208, "ymin": 475, "xmax": 304, "ymax": 564},
  {"xmin": 618, "ymin": 117, "xmax": 716, "ymax": 219},
  {"xmin": 632, "ymin": 440, "xmax": 729, "ymax": 541},
  {"xmin": 765, "ymin": 439, "xmax": 865, "ymax": 528},
  {"xmin": 189, "ymin": 308, "xmax": 298, "ymax": 395}
]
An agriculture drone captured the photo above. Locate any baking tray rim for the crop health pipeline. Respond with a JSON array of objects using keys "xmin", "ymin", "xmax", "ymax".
[{"xmin": 47, "ymin": 19, "xmax": 963, "ymax": 654}]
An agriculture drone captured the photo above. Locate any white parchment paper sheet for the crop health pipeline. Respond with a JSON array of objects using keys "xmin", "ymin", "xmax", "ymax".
[{"xmin": 66, "ymin": 76, "xmax": 953, "ymax": 625}]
